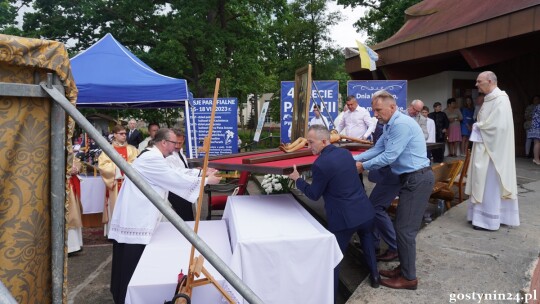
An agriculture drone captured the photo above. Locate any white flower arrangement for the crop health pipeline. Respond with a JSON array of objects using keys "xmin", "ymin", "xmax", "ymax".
[{"xmin": 260, "ymin": 174, "xmax": 292, "ymax": 195}]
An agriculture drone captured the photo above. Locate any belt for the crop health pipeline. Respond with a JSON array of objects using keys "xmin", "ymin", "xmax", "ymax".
[{"xmin": 399, "ymin": 166, "xmax": 432, "ymax": 178}]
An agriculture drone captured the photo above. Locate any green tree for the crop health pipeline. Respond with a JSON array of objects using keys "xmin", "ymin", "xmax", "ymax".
[
  {"xmin": 266, "ymin": 0, "xmax": 345, "ymax": 122},
  {"xmin": 5, "ymin": 0, "xmax": 349, "ymax": 133},
  {"xmin": 270, "ymin": 0, "xmax": 342, "ymax": 80},
  {"xmin": 0, "ymin": 0, "xmax": 22, "ymax": 35},
  {"xmin": 337, "ymin": 0, "xmax": 422, "ymax": 45},
  {"xmin": 14, "ymin": 0, "xmax": 284, "ymax": 124}
]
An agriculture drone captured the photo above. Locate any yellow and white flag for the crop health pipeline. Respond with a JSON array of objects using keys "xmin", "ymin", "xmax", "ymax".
[{"xmin": 356, "ymin": 40, "xmax": 379, "ymax": 71}]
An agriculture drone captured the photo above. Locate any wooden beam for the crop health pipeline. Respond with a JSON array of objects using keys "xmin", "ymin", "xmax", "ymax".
[{"xmin": 242, "ymin": 149, "xmax": 313, "ymax": 164}]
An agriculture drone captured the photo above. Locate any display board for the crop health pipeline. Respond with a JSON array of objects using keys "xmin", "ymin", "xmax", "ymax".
[
  {"xmin": 185, "ymin": 97, "xmax": 238, "ymax": 158},
  {"xmin": 347, "ymin": 80, "xmax": 407, "ymax": 115},
  {"xmin": 280, "ymin": 80, "xmax": 339, "ymax": 143}
]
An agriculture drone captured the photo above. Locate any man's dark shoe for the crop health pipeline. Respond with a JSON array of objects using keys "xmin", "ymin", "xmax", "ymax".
[
  {"xmin": 380, "ymin": 275, "xmax": 418, "ymax": 290},
  {"xmin": 379, "ymin": 265, "xmax": 401, "ymax": 278},
  {"xmin": 376, "ymin": 250, "xmax": 399, "ymax": 262},
  {"xmin": 370, "ymin": 274, "xmax": 380, "ymax": 288}
]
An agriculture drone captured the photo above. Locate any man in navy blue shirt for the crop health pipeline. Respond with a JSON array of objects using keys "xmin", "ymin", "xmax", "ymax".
[
  {"xmin": 355, "ymin": 90, "xmax": 434, "ymax": 290},
  {"xmin": 289, "ymin": 125, "xmax": 379, "ymax": 299}
]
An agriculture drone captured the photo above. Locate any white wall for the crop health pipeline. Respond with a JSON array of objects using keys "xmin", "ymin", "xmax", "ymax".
[
  {"xmin": 407, "ymin": 70, "xmax": 478, "ymax": 157},
  {"xmin": 242, "ymin": 93, "xmax": 278, "ymax": 127},
  {"xmin": 408, "ymin": 71, "xmax": 478, "ymax": 111}
]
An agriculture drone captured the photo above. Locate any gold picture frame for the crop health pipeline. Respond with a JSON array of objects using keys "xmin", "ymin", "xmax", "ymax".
[{"xmin": 291, "ymin": 64, "xmax": 312, "ymax": 140}]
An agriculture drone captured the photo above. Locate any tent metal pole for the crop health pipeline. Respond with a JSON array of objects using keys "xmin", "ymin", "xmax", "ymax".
[
  {"xmin": 40, "ymin": 75, "xmax": 263, "ymax": 304},
  {"xmin": 48, "ymin": 74, "xmax": 66, "ymax": 304}
]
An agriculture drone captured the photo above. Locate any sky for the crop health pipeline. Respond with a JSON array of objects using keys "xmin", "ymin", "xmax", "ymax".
[{"xmin": 327, "ymin": 2, "xmax": 368, "ymax": 48}]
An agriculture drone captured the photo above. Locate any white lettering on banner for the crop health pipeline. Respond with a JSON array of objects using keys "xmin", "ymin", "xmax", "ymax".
[
  {"xmin": 309, "ymin": 101, "xmax": 337, "ymax": 113},
  {"xmin": 312, "ymin": 90, "xmax": 333, "ymax": 99},
  {"xmin": 195, "ymin": 100, "xmax": 213, "ymax": 105},
  {"xmin": 196, "ymin": 107, "xmax": 231, "ymax": 112},
  {"xmin": 188, "ymin": 97, "xmax": 238, "ymax": 157},
  {"xmin": 356, "ymin": 93, "xmax": 371, "ymax": 99},
  {"xmin": 356, "ymin": 93, "xmax": 399, "ymax": 100},
  {"xmin": 287, "ymin": 88, "xmax": 335, "ymax": 99},
  {"xmin": 287, "ymin": 87, "xmax": 294, "ymax": 97},
  {"xmin": 327, "ymin": 101, "xmax": 336, "ymax": 112},
  {"xmin": 284, "ymin": 101, "xmax": 293, "ymax": 112}
]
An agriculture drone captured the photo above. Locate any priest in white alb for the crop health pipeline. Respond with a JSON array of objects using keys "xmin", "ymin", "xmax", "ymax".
[
  {"xmin": 466, "ymin": 71, "xmax": 520, "ymax": 231},
  {"xmin": 108, "ymin": 128, "xmax": 221, "ymax": 304}
]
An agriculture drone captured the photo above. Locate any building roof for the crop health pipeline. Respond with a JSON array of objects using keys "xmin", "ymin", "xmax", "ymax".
[
  {"xmin": 374, "ymin": 0, "xmax": 540, "ymax": 50},
  {"xmin": 346, "ymin": 0, "xmax": 540, "ymax": 79}
]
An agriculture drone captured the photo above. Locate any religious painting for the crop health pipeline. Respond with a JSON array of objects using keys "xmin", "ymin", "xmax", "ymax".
[{"xmin": 291, "ymin": 64, "xmax": 312, "ymax": 140}]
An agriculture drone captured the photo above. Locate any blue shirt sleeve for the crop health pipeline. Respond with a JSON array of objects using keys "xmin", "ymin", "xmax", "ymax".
[
  {"xmin": 362, "ymin": 122, "xmax": 414, "ymax": 171},
  {"xmin": 353, "ymin": 136, "xmax": 385, "ymax": 161}
]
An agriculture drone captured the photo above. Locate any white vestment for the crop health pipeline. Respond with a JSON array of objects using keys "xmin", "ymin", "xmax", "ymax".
[
  {"xmin": 138, "ymin": 137, "xmax": 151, "ymax": 152},
  {"xmin": 67, "ymin": 229, "xmax": 83, "ymax": 253},
  {"xmin": 108, "ymin": 146, "xmax": 204, "ymax": 244},
  {"xmin": 166, "ymin": 148, "xmax": 190, "ymax": 170},
  {"xmin": 465, "ymin": 87, "xmax": 519, "ymax": 229}
]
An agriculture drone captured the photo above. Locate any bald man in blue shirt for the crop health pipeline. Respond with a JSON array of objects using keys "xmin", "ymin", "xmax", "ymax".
[{"xmin": 354, "ymin": 90, "xmax": 434, "ymax": 290}]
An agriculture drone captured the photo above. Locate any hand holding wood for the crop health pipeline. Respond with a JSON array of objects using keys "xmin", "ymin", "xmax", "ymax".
[{"xmin": 288, "ymin": 164, "xmax": 300, "ymax": 181}]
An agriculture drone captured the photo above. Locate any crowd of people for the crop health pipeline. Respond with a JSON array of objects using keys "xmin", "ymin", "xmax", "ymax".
[
  {"xmin": 68, "ymin": 70, "xmax": 530, "ymax": 304},
  {"xmin": 290, "ymin": 71, "xmax": 522, "ymax": 302},
  {"xmin": 68, "ymin": 121, "xmax": 222, "ymax": 304}
]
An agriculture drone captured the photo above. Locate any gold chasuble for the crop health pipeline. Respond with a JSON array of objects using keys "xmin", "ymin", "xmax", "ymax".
[{"xmin": 98, "ymin": 142, "xmax": 138, "ymax": 224}]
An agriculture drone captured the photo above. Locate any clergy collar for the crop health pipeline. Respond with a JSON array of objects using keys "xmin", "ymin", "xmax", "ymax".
[
  {"xmin": 484, "ymin": 87, "xmax": 501, "ymax": 99},
  {"xmin": 112, "ymin": 140, "xmax": 127, "ymax": 147}
]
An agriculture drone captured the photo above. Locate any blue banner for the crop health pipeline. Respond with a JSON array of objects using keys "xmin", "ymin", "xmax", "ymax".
[
  {"xmin": 280, "ymin": 80, "xmax": 339, "ymax": 143},
  {"xmin": 347, "ymin": 80, "xmax": 407, "ymax": 115},
  {"xmin": 185, "ymin": 98, "xmax": 238, "ymax": 158}
]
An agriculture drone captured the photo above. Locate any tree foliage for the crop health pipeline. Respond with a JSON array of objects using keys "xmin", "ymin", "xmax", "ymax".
[
  {"xmin": 2, "ymin": 0, "xmax": 350, "ymax": 130},
  {"xmin": 337, "ymin": 0, "xmax": 422, "ymax": 45},
  {"xmin": 0, "ymin": 0, "xmax": 22, "ymax": 35}
]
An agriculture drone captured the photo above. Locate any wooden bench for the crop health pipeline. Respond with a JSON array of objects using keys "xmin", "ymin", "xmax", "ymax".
[
  {"xmin": 388, "ymin": 160, "xmax": 464, "ymax": 215},
  {"xmin": 430, "ymin": 160, "xmax": 464, "ymax": 210}
]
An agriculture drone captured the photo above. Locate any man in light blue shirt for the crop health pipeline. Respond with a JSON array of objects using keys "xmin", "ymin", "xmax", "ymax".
[{"xmin": 355, "ymin": 90, "xmax": 434, "ymax": 290}]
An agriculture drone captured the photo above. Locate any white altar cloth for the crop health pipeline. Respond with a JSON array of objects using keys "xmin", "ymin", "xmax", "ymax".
[
  {"xmin": 79, "ymin": 175, "xmax": 105, "ymax": 214},
  {"xmin": 126, "ymin": 220, "xmax": 232, "ymax": 304},
  {"xmin": 223, "ymin": 194, "xmax": 343, "ymax": 304}
]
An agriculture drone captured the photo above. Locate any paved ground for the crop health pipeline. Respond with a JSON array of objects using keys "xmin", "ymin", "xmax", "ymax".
[
  {"xmin": 67, "ymin": 156, "xmax": 540, "ymax": 303},
  {"xmin": 347, "ymin": 156, "xmax": 540, "ymax": 304}
]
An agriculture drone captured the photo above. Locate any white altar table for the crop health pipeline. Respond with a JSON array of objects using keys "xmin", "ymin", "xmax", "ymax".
[
  {"xmin": 126, "ymin": 220, "xmax": 232, "ymax": 304},
  {"xmin": 223, "ymin": 194, "xmax": 343, "ymax": 304}
]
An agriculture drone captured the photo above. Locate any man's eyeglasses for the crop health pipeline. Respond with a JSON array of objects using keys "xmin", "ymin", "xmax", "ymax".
[
  {"xmin": 165, "ymin": 140, "xmax": 181, "ymax": 145},
  {"xmin": 116, "ymin": 132, "xmax": 127, "ymax": 135}
]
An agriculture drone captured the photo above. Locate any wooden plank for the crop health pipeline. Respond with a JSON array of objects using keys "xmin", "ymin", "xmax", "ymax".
[
  {"xmin": 188, "ymin": 148, "xmax": 280, "ymax": 167},
  {"xmin": 199, "ymin": 142, "xmax": 439, "ymax": 175},
  {"xmin": 242, "ymin": 149, "xmax": 313, "ymax": 164},
  {"xmin": 241, "ymin": 143, "xmax": 373, "ymax": 164}
]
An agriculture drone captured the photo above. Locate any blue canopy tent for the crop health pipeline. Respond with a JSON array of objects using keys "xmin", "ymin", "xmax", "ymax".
[{"xmin": 71, "ymin": 33, "xmax": 191, "ymax": 108}]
